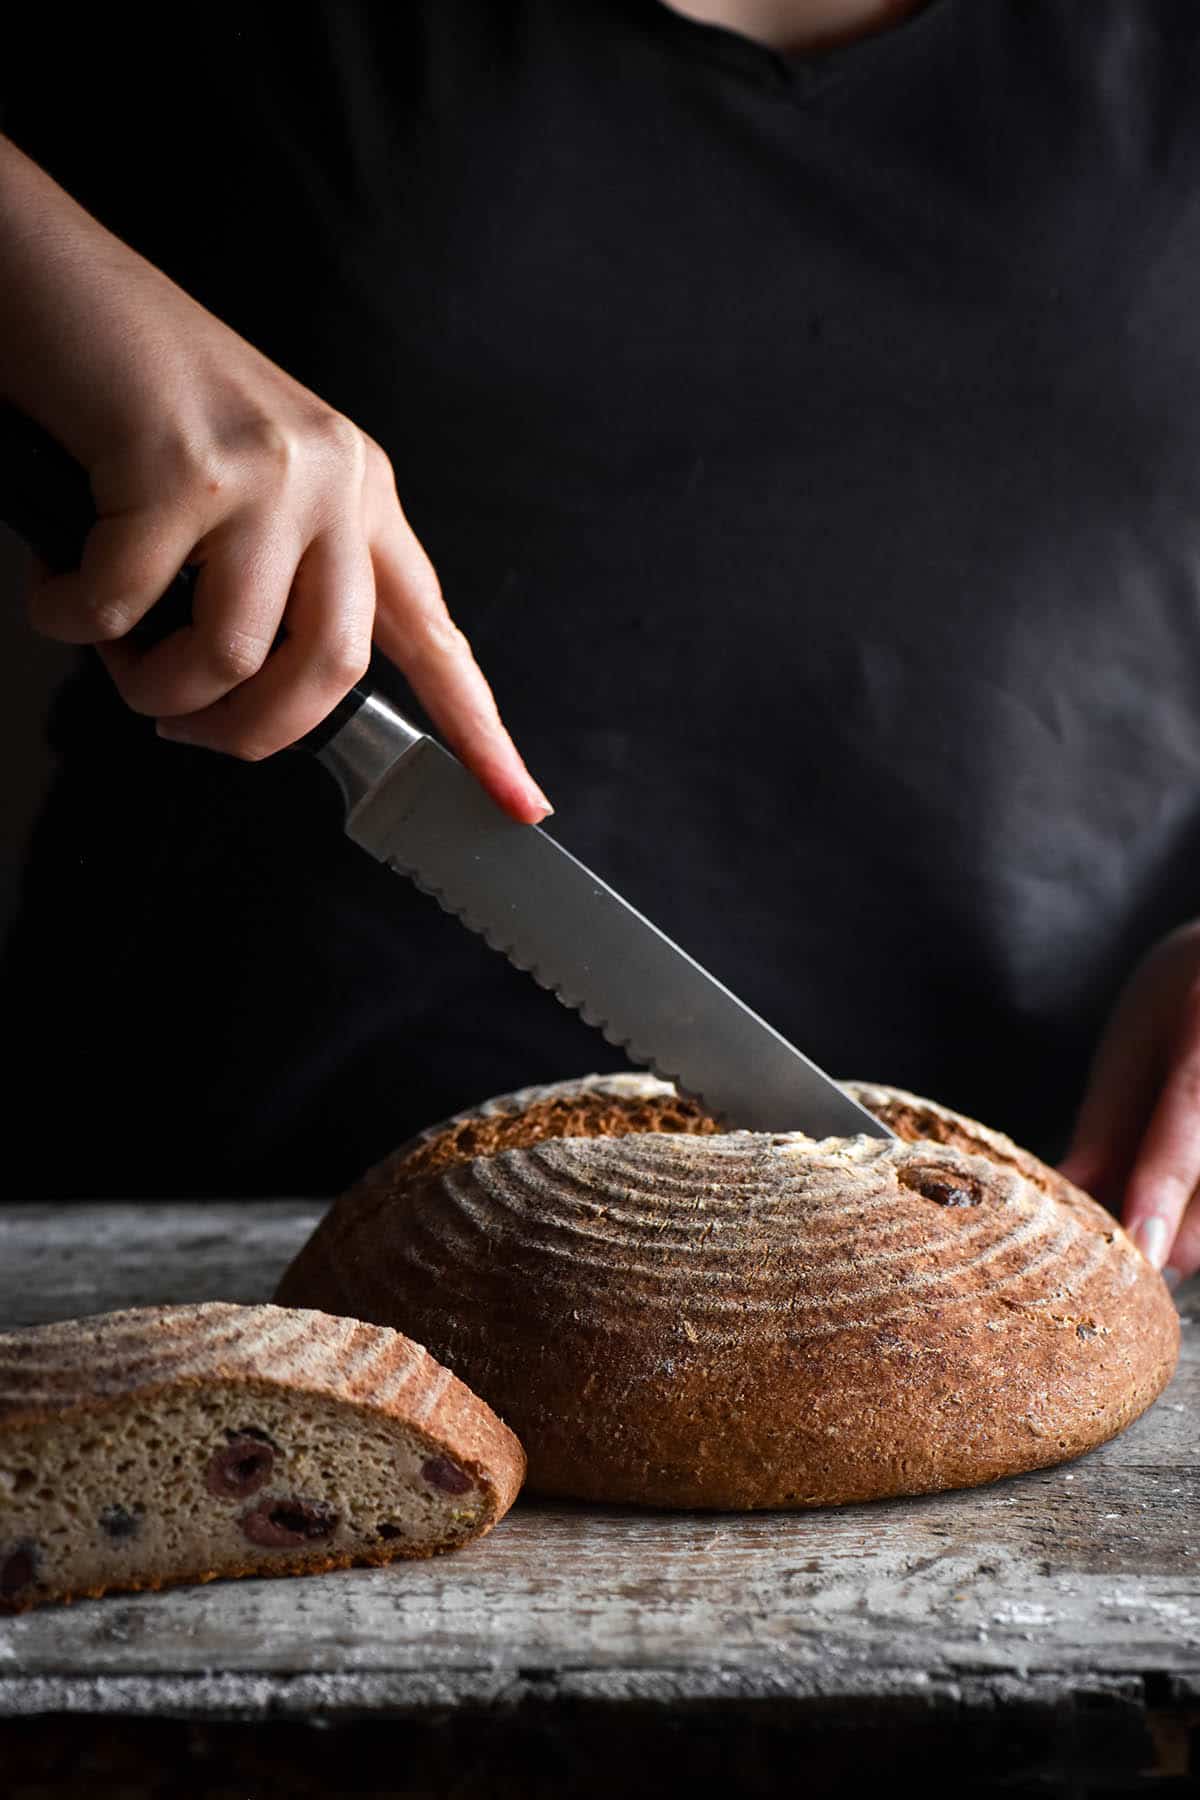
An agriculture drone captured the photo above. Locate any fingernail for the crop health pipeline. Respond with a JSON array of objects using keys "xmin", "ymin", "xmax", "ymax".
[
  {"xmin": 1163, "ymin": 1266, "xmax": 1183, "ymax": 1292},
  {"xmin": 528, "ymin": 783, "xmax": 554, "ymax": 820},
  {"xmin": 1130, "ymin": 1216, "xmax": 1170, "ymax": 1271}
]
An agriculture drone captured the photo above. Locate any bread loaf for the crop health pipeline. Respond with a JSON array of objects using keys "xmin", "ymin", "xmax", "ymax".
[
  {"xmin": 275, "ymin": 1074, "xmax": 1179, "ymax": 1510},
  {"xmin": 0, "ymin": 1303, "xmax": 524, "ymax": 1611}
]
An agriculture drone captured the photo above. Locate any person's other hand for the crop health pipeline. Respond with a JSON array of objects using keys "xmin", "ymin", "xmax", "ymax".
[
  {"xmin": 1, "ymin": 135, "xmax": 550, "ymax": 822},
  {"xmin": 1058, "ymin": 921, "xmax": 1200, "ymax": 1286}
]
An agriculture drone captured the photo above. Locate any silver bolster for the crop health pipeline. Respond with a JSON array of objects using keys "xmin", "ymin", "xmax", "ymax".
[{"xmin": 314, "ymin": 692, "xmax": 427, "ymax": 814}]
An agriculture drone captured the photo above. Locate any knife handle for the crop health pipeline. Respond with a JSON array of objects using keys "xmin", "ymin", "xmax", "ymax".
[{"xmin": 0, "ymin": 404, "xmax": 383, "ymax": 759}]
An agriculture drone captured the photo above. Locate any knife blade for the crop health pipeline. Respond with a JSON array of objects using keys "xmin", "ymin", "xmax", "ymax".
[
  {"xmin": 0, "ymin": 406, "xmax": 893, "ymax": 1138},
  {"xmin": 316, "ymin": 690, "xmax": 893, "ymax": 1138}
]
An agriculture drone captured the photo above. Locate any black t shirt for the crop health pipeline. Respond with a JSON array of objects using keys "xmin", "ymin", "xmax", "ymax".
[{"xmin": 4, "ymin": 0, "xmax": 1200, "ymax": 1196}]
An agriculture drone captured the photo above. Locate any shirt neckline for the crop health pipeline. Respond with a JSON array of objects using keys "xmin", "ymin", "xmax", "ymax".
[{"xmin": 635, "ymin": 0, "xmax": 954, "ymax": 97}]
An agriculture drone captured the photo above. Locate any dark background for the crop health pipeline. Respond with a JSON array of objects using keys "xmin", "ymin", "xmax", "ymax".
[{"xmin": 0, "ymin": 525, "xmax": 70, "ymax": 940}]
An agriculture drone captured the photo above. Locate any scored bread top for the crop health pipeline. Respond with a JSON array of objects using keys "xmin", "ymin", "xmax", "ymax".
[
  {"xmin": 304, "ymin": 1071, "xmax": 1151, "ymax": 1345},
  {"xmin": 305, "ymin": 1077, "xmax": 1147, "ymax": 1346},
  {"xmin": 0, "ymin": 1303, "xmax": 525, "ymax": 1511},
  {"xmin": 391, "ymin": 1072, "xmax": 720, "ymax": 1184}
]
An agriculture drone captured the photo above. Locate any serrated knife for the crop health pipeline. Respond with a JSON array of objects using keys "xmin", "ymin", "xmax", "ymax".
[{"xmin": 0, "ymin": 407, "xmax": 892, "ymax": 1138}]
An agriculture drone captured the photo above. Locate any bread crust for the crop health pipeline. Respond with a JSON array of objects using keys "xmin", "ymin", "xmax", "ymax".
[
  {"xmin": 0, "ymin": 1533, "xmax": 474, "ymax": 1616},
  {"xmin": 275, "ymin": 1077, "xmax": 1180, "ymax": 1510}
]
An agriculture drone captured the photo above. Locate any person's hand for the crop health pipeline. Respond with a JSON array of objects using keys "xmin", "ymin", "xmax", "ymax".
[
  {"xmin": 1058, "ymin": 921, "xmax": 1200, "ymax": 1286},
  {"xmin": 0, "ymin": 136, "xmax": 550, "ymax": 823}
]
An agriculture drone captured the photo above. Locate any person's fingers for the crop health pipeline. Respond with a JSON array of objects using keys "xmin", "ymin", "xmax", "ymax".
[
  {"xmin": 25, "ymin": 508, "xmax": 198, "ymax": 645},
  {"xmin": 1119, "ymin": 985, "xmax": 1200, "ymax": 1275},
  {"xmin": 154, "ymin": 526, "xmax": 374, "ymax": 758},
  {"xmin": 1162, "ymin": 1203, "xmax": 1197, "ymax": 1286},
  {"xmin": 1057, "ymin": 997, "xmax": 1166, "ymax": 1211},
  {"xmin": 99, "ymin": 518, "xmax": 297, "ymax": 719},
  {"xmin": 26, "ymin": 418, "xmax": 552, "ymax": 819},
  {"xmin": 369, "ymin": 510, "xmax": 551, "ymax": 825}
]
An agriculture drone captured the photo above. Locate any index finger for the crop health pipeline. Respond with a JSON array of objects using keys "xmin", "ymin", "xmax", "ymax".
[
  {"xmin": 1121, "ymin": 994, "xmax": 1200, "ymax": 1271},
  {"xmin": 369, "ymin": 514, "xmax": 551, "ymax": 825}
]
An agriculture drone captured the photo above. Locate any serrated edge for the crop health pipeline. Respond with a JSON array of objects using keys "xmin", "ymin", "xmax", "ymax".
[{"xmin": 389, "ymin": 857, "xmax": 703, "ymax": 1106}]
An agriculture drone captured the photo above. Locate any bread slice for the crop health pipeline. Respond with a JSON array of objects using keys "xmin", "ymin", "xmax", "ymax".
[
  {"xmin": 0, "ymin": 1302, "xmax": 524, "ymax": 1611},
  {"xmin": 275, "ymin": 1073, "xmax": 1180, "ymax": 1510}
]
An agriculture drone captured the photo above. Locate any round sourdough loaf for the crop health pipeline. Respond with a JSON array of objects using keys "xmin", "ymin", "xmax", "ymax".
[{"xmin": 274, "ymin": 1075, "xmax": 1180, "ymax": 1509}]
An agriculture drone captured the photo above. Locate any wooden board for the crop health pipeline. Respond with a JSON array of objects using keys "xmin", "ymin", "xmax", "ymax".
[{"xmin": 0, "ymin": 1202, "xmax": 1196, "ymax": 1790}]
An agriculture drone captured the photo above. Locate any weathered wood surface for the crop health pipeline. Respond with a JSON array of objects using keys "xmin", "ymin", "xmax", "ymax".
[{"xmin": 0, "ymin": 1202, "xmax": 1196, "ymax": 1735}]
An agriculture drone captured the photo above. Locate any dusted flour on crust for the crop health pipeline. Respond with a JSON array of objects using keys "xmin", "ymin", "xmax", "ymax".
[
  {"xmin": 275, "ymin": 1076, "xmax": 1179, "ymax": 1510},
  {"xmin": 0, "ymin": 1303, "xmax": 524, "ymax": 1611}
]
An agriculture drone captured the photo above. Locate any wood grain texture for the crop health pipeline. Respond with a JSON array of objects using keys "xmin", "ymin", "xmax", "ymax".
[{"xmin": 0, "ymin": 1201, "xmax": 1194, "ymax": 1749}]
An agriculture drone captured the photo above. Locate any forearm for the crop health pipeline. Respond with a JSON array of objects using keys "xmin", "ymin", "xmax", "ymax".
[{"xmin": 0, "ymin": 133, "xmax": 207, "ymax": 464}]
